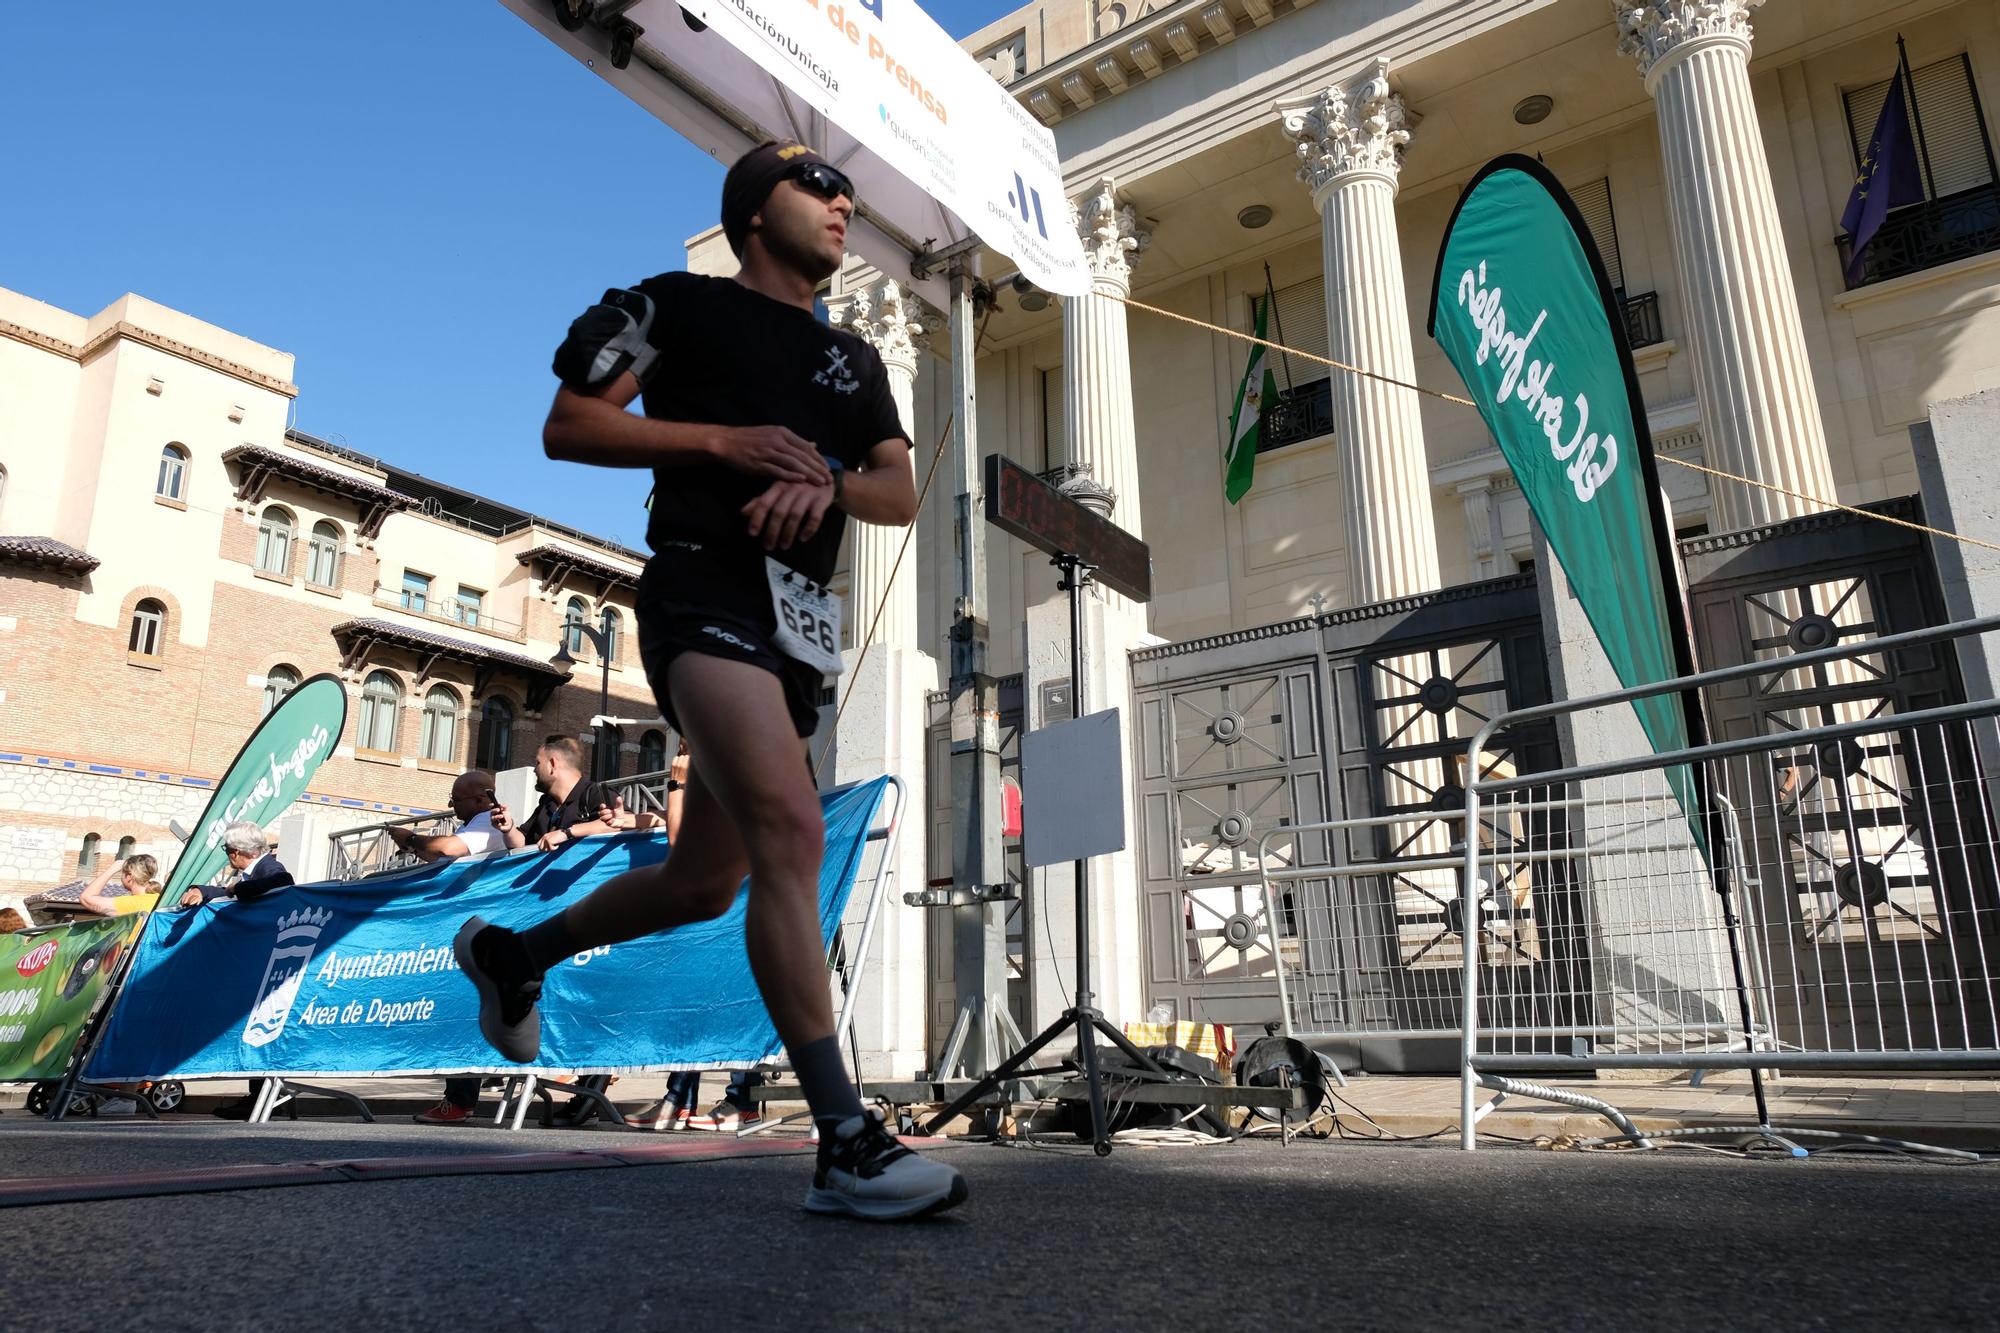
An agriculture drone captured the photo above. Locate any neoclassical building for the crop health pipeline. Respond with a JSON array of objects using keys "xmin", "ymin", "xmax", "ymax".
[{"xmin": 755, "ymin": 0, "xmax": 2000, "ymax": 1055}]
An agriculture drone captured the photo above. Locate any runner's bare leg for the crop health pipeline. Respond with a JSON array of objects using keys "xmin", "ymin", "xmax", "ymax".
[{"xmin": 549, "ymin": 651, "xmax": 834, "ymax": 1044}]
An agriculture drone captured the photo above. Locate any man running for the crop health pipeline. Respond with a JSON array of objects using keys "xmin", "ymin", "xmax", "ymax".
[{"xmin": 457, "ymin": 141, "xmax": 964, "ymax": 1220}]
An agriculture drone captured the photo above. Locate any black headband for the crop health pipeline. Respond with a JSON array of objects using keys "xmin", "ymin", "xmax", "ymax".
[{"xmin": 721, "ymin": 141, "xmax": 830, "ymax": 256}]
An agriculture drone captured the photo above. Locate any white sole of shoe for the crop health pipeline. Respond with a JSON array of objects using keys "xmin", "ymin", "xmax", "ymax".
[
  {"xmin": 803, "ymin": 1172, "xmax": 969, "ymax": 1221},
  {"xmin": 454, "ymin": 917, "xmax": 540, "ymax": 1063}
]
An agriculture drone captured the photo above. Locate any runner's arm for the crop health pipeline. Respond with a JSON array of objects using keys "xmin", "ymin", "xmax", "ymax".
[
  {"xmin": 836, "ymin": 437, "xmax": 919, "ymax": 525},
  {"xmin": 544, "ymin": 378, "xmax": 829, "ymax": 484}
]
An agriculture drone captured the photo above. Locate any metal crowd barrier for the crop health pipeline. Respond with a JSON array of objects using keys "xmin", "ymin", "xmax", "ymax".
[
  {"xmin": 1453, "ymin": 614, "xmax": 2000, "ymax": 1148},
  {"xmin": 1255, "ymin": 614, "xmax": 2000, "ymax": 1147}
]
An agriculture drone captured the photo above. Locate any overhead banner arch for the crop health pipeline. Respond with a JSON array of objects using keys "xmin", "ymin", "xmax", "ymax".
[{"xmin": 497, "ymin": 0, "xmax": 1091, "ymax": 305}]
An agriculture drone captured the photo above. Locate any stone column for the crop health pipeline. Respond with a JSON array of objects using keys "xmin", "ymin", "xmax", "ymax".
[
  {"xmin": 1614, "ymin": 0, "xmax": 1840, "ymax": 530},
  {"xmin": 822, "ymin": 278, "xmax": 941, "ymax": 1078},
  {"xmin": 830, "ymin": 278, "xmax": 932, "ymax": 650},
  {"xmin": 1062, "ymin": 179, "xmax": 1150, "ymax": 540},
  {"xmin": 1279, "ymin": 58, "xmax": 1442, "ymax": 605}
]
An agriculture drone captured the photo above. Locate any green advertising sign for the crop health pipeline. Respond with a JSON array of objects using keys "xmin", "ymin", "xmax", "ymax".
[
  {"xmin": 0, "ymin": 915, "xmax": 144, "ymax": 1081},
  {"xmin": 162, "ymin": 674, "xmax": 349, "ymax": 900},
  {"xmin": 1427, "ymin": 156, "xmax": 1704, "ymax": 845}
]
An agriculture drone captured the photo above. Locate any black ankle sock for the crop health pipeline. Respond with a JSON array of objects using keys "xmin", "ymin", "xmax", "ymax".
[
  {"xmin": 792, "ymin": 1035, "xmax": 864, "ymax": 1129},
  {"xmin": 517, "ymin": 912, "xmax": 579, "ymax": 975}
]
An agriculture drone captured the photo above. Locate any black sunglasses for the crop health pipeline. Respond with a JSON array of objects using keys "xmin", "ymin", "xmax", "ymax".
[{"xmin": 785, "ymin": 161, "xmax": 856, "ymax": 207}]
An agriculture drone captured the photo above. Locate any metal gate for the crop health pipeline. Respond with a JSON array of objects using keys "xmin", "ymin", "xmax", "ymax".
[
  {"xmin": 1128, "ymin": 575, "xmax": 1558, "ymax": 1069},
  {"xmin": 1683, "ymin": 497, "xmax": 1997, "ymax": 1052}
]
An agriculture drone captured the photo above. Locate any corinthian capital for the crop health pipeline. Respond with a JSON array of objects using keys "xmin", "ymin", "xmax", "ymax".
[
  {"xmin": 1277, "ymin": 57, "xmax": 1412, "ymax": 197},
  {"xmin": 828, "ymin": 279, "xmax": 935, "ymax": 370},
  {"xmin": 1612, "ymin": 0, "xmax": 1764, "ymax": 82},
  {"xmin": 1071, "ymin": 178, "xmax": 1151, "ymax": 293}
]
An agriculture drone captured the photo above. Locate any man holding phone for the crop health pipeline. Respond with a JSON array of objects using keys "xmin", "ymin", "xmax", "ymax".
[{"xmin": 386, "ymin": 770, "xmax": 513, "ymax": 864}]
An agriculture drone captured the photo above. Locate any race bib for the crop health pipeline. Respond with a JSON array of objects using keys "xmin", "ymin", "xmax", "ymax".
[{"xmin": 766, "ymin": 557, "xmax": 844, "ymax": 677}]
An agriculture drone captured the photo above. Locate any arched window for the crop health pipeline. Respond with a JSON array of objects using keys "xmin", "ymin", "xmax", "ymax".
[
  {"xmin": 638, "ymin": 728, "xmax": 667, "ymax": 774},
  {"xmin": 358, "ymin": 670, "xmax": 402, "ymax": 752},
  {"xmin": 307, "ymin": 521, "xmax": 342, "ymax": 587},
  {"xmin": 594, "ymin": 724, "xmax": 623, "ymax": 781},
  {"xmin": 263, "ymin": 664, "xmax": 300, "ymax": 714},
  {"xmin": 129, "ymin": 598, "xmax": 166, "ymax": 656},
  {"xmin": 156, "ymin": 445, "xmax": 188, "ymax": 501},
  {"xmin": 255, "ymin": 506, "xmax": 294, "ymax": 575},
  {"xmin": 477, "ymin": 696, "xmax": 515, "ymax": 771},
  {"xmin": 0, "ymin": 463, "xmax": 8, "ymax": 518},
  {"xmin": 598, "ymin": 606, "xmax": 621, "ymax": 662},
  {"xmin": 563, "ymin": 597, "xmax": 587, "ymax": 655},
  {"xmin": 78, "ymin": 833, "xmax": 101, "ymax": 872},
  {"xmin": 420, "ymin": 686, "xmax": 461, "ymax": 763},
  {"xmin": 115, "ymin": 835, "xmax": 137, "ymax": 861}
]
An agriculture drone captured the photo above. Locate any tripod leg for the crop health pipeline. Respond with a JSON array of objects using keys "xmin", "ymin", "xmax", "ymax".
[
  {"xmin": 919, "ymin": 1013, "xmax": 1070, "ymax": 1136},
  {"xmin": 1074, "ymin": 1008, "xmax": 1112, "ymax": 1156}
]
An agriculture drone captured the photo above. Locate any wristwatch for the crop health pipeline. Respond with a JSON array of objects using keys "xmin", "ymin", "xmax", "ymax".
[{"xmin": 823, "ymin": 455, "xmax": 845, "ymax": 505}]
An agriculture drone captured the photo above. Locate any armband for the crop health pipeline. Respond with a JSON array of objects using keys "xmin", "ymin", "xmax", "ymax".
[{"xmin": 552, "ymin": 287, "xmax": 659, "ymax": 392}]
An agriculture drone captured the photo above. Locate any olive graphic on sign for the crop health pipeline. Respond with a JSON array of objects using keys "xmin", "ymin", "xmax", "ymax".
[
  {"xmin": 58, "ymin": 936, "xmax": 117, "ymax": 1000},
  {"xmin": 33, "ymin": 1023, "xmax": 66, "ymax": 1064}
]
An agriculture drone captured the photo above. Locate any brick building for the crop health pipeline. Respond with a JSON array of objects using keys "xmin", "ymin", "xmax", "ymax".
[{"xmin": 0, "ymin": 285, "xmax": 670, "ymax": 901}]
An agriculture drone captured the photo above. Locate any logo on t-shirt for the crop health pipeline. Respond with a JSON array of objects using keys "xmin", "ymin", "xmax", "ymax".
[{"xmin": 814, "ymin": 345, "xmax": 860, "ymax": 396}]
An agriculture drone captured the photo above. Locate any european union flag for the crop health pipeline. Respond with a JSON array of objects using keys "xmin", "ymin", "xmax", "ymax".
[{"xmin": 1840, "ymin": 53, "xmax": 1926, "ymax": 285}]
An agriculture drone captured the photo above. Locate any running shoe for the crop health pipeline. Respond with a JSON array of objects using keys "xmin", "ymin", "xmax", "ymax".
[
  {"xmin": 413, "ymin": 1099, "xmax": 477, "ymax": 1125},
  {"xmin": 455, "ymin": 917, "xmax": 542, "ymax": 1063},
  {"xmin": 805, "ymin": 1109, "xmax": 967, "ymax": 1220}
]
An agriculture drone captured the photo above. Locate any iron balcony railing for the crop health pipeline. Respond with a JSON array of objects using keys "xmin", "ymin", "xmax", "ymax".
[
  {"xmin": 1621, "ymin": 290, "xmax": 1664, "ymax": 350},
  {"xmin": 374, "ymin": 589, "xmax": 525, "ymax": 639},
  {"xmin": 1262, "ymin": 377, "xmax": 1335, "ymax": 453},
  {"xmin": 1839, "ymin": 182, "xmax": 2000, "ymax": 288}
]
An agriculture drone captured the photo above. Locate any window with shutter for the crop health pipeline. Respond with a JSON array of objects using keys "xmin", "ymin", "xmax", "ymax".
[
  {"xmin": 1570, "ymin": 178, "xmax": 1626, "ymax": 292},
  {"xmin": 1845, "ymin": 54, "xmax": 1997, "ymax": 201},
  {"xmin": 1839, "ymin": 53, "xmax": 2000, "ymax": 284}
]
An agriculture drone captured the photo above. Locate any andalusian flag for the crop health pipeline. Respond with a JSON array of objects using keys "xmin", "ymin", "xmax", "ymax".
[{"xmin": 1224, "ymin": 296, "xmax": 1276, "ymax": 504}]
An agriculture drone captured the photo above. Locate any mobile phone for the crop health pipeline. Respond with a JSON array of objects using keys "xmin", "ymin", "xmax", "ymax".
[{"xmin": 484, "ymin": 788, "xmax": 498, "ymax": 803}]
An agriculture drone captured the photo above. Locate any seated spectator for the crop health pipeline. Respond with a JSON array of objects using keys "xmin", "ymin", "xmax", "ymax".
[
  {"xmin": 386, "ymin": 770, "xmax": 514, "ymax": 864},
  {"xmin": 195, "ymin": 823, "xmax": 294, "ymax": 907},
  {"xmin": 0, "ymin": 907, "xmax": 28, "ymax": 933},
  {"xmin": 517, "ymin": 735, "xmax": 619, "ymax": 852},
  {"xmin": 79, "ymin": 855, "xmax": 163, "ymax": 916}
]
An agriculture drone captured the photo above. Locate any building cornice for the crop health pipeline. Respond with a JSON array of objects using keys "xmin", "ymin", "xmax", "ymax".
[
  {"xmin": 0, "ymin": 317, "xmax": 298, "ymax": 397},
  {"xmin": 1017, "ymin": 0, "xmax": 1320, "ymax": 129},
  {"xmin": 330, "ymin": 618, "xmax": 572, "ymax": 710},
  {"xmin": 222, "ymin": 445, "xmax": 416, "ymax": 540},
  {"xmin": 515, "ymin": 543, "xmax": 643, "ymax": 597}
]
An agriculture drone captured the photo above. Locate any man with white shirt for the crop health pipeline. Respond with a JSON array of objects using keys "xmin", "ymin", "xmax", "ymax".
[
  {"xmin": 397, "ymin": 769, "xmax": 514, "ymax": 1125},
  {"xmin": 386, "ymin": 770, "xmax": 514, "ymax": 864}
]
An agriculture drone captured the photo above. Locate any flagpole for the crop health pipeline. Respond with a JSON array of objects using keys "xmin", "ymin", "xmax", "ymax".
[
  {"xmin": 1262, "ymin": 262, "xmax": 1294, "ymax": 396},
  {"xmin": 1897, "ymin": 35, "xmax": 1937, "ymax": 200}
]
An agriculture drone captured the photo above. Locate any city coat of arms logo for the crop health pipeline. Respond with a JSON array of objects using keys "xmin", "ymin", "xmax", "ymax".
[{"xmin": 242, "ymin": 906, "xmax": 332, "ymax": 1049}]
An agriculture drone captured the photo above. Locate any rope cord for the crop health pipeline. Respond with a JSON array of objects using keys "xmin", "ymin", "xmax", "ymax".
[{"xmin": 1108, "ymin": 291, "xmax": 1995, "ymax": 554}]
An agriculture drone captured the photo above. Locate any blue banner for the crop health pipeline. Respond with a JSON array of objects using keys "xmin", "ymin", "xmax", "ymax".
[{"xmin": 86, "ymin": 779, "xmax": 889, "ymax": 1081}]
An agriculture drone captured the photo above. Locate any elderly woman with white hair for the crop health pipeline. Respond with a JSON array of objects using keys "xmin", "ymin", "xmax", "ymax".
[{"xmin": 188, "ymin": 820, "xmax": 295, "ymax": 907}]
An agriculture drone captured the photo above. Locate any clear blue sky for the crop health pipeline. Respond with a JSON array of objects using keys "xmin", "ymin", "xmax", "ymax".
[{"xmin": 0, "ymin": 0, "xmax": 1005, "ymax": 548}]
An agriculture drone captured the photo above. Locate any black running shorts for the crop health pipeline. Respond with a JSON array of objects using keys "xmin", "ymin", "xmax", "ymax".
[{"xmin": 635, "ymin": 549, "xmax": 826, "ymax": 739}]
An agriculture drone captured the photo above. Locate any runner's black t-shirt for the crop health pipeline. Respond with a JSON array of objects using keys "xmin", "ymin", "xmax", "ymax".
[{"xmin": 630, "ymin": 272, "xmax": 910, "ymax": 587}]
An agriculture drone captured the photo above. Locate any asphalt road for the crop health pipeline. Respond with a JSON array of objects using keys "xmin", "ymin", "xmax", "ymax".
[{"xmin": 1, "ymin": 1118, "xmax": 1994, "ymax": 1331}]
